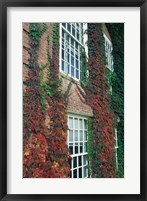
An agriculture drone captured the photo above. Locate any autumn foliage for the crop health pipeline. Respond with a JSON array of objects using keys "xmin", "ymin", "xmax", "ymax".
[
  {"xmin": 23, "ymin": 23, "xmax": 70, "ymax": 178},
  {"xmin": 86, "ymin": 23, "xmax": 116, "ymax": 177}
]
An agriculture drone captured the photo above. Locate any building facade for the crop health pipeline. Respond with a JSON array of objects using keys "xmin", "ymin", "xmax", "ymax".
[{"xmin": 23, "ymin": 23, "xmax": 118, "ymax": 178}]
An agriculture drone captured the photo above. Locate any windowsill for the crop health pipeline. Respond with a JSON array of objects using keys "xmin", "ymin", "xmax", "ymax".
[{"xmin": 59, "ymin": 71, "xmax": 81, "ymax": 85}]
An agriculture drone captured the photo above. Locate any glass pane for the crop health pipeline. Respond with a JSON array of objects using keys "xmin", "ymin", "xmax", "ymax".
[
  {"xmin": 71, "ymin": 56, "xmax": 74, "ymax": 66},
  {"xmin": 84, "ymin": 166, "xmax": 87, "ymax": 177},
  {"xmin": 77, "ymin": 33, "xmax": 79, "ymax": 40},
  {"xmin": 80, "ymin": 142, "xmax": 83, "ymax": 153},
  {"xmin": 83, "ymin": 155, "xmax": 87, "ymax": 165},
  {"xmin": 74, "ymin": 118, "xmax": 78, "ymax": 129},
  {"xmin": 76, "ymin": 60, "xmax": 79, "ymax": 68},
  {"xmin": 75, "ymin": 42, "xmax": 78, "ymax": 50},
  {"xmin": 62, "ymin": 60, "xmax": 64, "ymax": 71},
  {"xmin": 69, "ymin": 117, "xmax": 73, "ymax": 129},
  {"xmin": 66, "ymin": 34, "xmax": 69, "ymax": 42},
  {"xmin": 71, "ymin": 67, "xmax": 74, "ymax": 77},
  {"xmin": 62, "ymin": 50, "xmax": 64, "ymax": 59},
  {"xmin": 67, "ymin": 54, "xmax": 70, "ymax": 62},
  {"xmin": 71, "ymin": 38, "xmax": 74, "ymax": 46},
  {"xmin": 67, "ymin": 23, "xmax": 71, "ymax": 32},
  {"xmin": 80, "ymin": 131, "xmax": 83, "ymax": 141},
  {"xmin": 62, "ymin": 23, "xmax": 66, "ymax": 27},
  {"xmin": 72, "ymin": 27, "xmax": 75, "ymax": 36},
  {"xmin": 65, "ymin": 63, "xmax": 68, "ymax": 74},
  {"xmin": 62, "ymin": 29, "xmax": 65, "ymax": 38},
  {"xmin": 84, "ymin": 131, "xmax": 87, "ymax": 141},
  {"xmin": 84, "ymin": 119, "xmax": 87, "ymax": 129},
  {"xmin": 75, "ymin": 51, "xmax": 78, "ymax": 59},
  {"xmin": 74, "ymin": 130, "xmax": 78, "ymax": 141},
  {"xmin": 79, "ymin": 119, "xmax": 83, "ymax": 129},
  {"xmin": 69, "ymin": 146, "xmax": 73, "ymax": 155},
  {"xmin": 79, "ymin": 156, "xmax": 82, "ymax": 166},
  {"xmin": 79, "ymin": 168, "xmax": 82, "ymax": 178},
  {"xmin": 69, "ymin": 130, "xmax": 73, "ymax": 141},
  {"xmin": 75, "ymin": 143, "xmax": 78, "ymax": 154},
  {"xmin": 73, "ymin": 169, "xmax": 77, "ymax": 178},
  {"xmin": 84, "ymin": 142, "xmax": 87, "ymax": 152},
  {"xmin": 73, "ymin": 157, "xmax": 77, "ymax": 168},
  {"xmin": 76, "ymin": 70, "xmax": 79, "ymax": 79}
]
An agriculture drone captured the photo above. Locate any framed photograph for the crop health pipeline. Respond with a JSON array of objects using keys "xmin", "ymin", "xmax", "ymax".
[{"xmin": 0, "ymin": 0, "xmax": 146, "ymax": 200}]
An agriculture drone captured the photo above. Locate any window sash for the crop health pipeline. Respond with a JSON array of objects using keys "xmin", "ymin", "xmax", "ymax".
[
  {"xmin": 68, "ymin": 115, "xmax": 88, "ymax": 178},
  {"xmin": 60, "ymin": 23, "xmax": 85, "ymax": 80}
]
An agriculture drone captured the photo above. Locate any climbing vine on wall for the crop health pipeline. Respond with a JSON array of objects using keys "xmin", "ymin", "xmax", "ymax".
[
  {"xmin": 106, "ymin": 23, "xmax": 124, "ymax": 177},
  {"xmin": 23, "ymin": 23, "xmax": 71, "ymax": 178},
  {"xmin": 23, "ymin": 23, "xmax": 49, "ymax": 177},
  {"xmin": 85, "ymin": 23, "xmax": 116, "ymax": 178}
]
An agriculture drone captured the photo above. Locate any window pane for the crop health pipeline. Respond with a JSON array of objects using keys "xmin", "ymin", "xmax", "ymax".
[
  {"xmin": 69, "ymin": 117, "xmax": 73, "ymax": 129},
  {"xmin": 74, "ymin": 118, "xmax": 78, "ymax": 129},
  {"xmin": 84, "ymin": 166, "xmax": 87, "ymax": 177},
  {"xmin": 79, "ymin": 131, "xmax": 83, "ymax": 141},
  {"xmin": 73, "ymin": 169, "xmax": 77, "ymax": 178},
  {"xmin": 62, "ymin": 23, "xmax": 66, "ymax": 27},
  {"xmin": 77, "ymin": 32, "xmax": 79, "ymax": 40},
  {"xmin": 75, "ymin": 143, "xmax": 78, "ymax": 154},
  {"xmin": 71, "ymin": 67, "xmax": 74, "ymax": 76},
  {"xmin": 67, "ymin": 54, "xmax": 70, "ymax": 62},
  {"xmin": 62, "ymin": 50, "xmax": 64, "ymax": 59},
  {"xmin": 73, "ymin": 157, "xmax": 77, "ymax": 168},
  {"xmin": 71, "ymin": 56, "xmax": 74, "ymax": 66},
  {"xmin": 69, "ymin": 145, "xmax": 73, "ymax": 155},
  {"xmin": 84, "ymin": 131, "xmax": 87, "ymax": 141},
  {"xmin": 67, "ymin": 64, "xmax": 70, "ymax": 74},
  {"xmin": 83, "ymin": 155, "xmax": 87, "ymax": 165},
  {"xmin": 79, "ymin": 119, "xmax": 83, "ymax": 129},
  {"xmin": 84, "ymin": 119, "xmax": 87, "ymax": 129},
  {"xmin": 67, "ymin": 23, "xmax": 71, "ymax": 32},
  {"xmin": 84, "ymin": 143, "xmax": 87, "ymax": 152},
  {"xmin": 72, "ymin": 27, "xmax": 75, "ymax": 36},
  {"xmin": 79, "ymin": 156, "xmax": 82, "ymax": 166},
  {"xmin": 80, "ymin": 142, "xmax": 83, "ymax": 153},
  {"xmin": 79, "ymin": 168, "xmax": 82, "ymax": 178},
  {"xmin": 76, "ymin": 70, "xmax": 79, "ymax": 79},
  {"xmin": 62, "ymin": 60, "xmax": 64, "ymax": 71},
  {"xmin": 76, "ymin": 60, "xmax": 79, "ymax": 68},
  {"xmin": 69, "ymin": 130, "xmax": 73, "ymax": 141},
  {"xmin": 74, "ymin": 130, "xmax": 78, "ymax": 141},
  {"xmin": 75, "ymin": 42, "xmax": 78, "ymax": 50},
  {"xmin": 71, "ymin": 38, "xmax": 74, "ymax": 46}
]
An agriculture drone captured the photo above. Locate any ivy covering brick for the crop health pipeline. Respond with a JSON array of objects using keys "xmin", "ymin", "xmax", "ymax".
[
  {"xmin": 23, "ymin": 23, "xmax": 71, "ymax": 178},
  {"xmin": 85, "ymin": 23, "xmax": 116, "ymax": 177},
  {"xmin": 106, "ymin": 23, "xmax": 124, "ymax": 177}
]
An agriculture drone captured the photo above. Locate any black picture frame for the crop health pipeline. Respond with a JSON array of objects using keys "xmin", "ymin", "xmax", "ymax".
[{"xmin": 0, "ymin": 0, "xmax": 146, "ymax": 200}]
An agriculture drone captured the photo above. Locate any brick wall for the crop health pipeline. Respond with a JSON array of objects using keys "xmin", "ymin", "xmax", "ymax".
[{"xmin": 61, "ymin": 73, "xmax": 93, "ymax": 117}]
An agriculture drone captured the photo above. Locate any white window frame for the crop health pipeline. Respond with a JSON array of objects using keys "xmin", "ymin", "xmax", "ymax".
[
  {"xmin": 103, "ymin": 33, "xmax": 114, "ymax": 72},
  {"xmin": 115, "ymin": 128, "xmax": 119, "ymax": 170},
  {"xmin": 68, "ymin": 114, "xmax": 88, "ymax": 178},
  {"xmin": 59, "ymin": 23, "xmax": 88, "ymax": 81}
]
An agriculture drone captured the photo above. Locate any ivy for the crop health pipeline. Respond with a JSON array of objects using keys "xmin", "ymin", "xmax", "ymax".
[
  {"xmin": 23, "ymin": 23, "xmax": 71, "ymax": 178},
  {"xmin": 85, "ymin": 23, "xmax": 116, "ymax": 178},
  {"xmin": 106, "ymin": 23, "xmax": 124, "ymax": 177}
]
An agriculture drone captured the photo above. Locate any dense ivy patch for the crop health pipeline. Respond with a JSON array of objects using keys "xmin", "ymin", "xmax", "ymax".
[
  {"xmin": 85, "ymin": 23, "xmax": 116, "ymax": 177},
  {"xmin": 106, "ymin": 23, "xmax": 124, "ymax": 177},
  {"xmin": 23, "ymin": 23, "xmax": 71, "ymax": 178}
]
